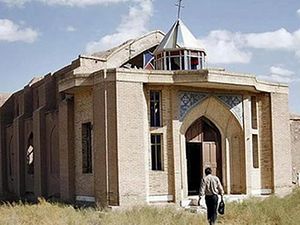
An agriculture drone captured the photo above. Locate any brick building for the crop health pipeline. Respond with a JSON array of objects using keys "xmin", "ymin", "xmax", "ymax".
[
  {"xmin": 291, "ymin": 114, "xmax": 300, "ymax": 183},
  {"xmin": 0, "ymin": 19, "xmax": 297, "ymax": 206}
]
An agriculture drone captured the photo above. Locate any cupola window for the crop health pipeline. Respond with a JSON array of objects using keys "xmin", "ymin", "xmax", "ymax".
[{"xmin": 154, "ymin": 19, "xmax": 206, "ymax": 71}]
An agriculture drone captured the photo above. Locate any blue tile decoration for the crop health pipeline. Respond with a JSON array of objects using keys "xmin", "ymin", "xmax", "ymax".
[
  {"xmin": 179, "ymin": 92, "xmax": 208, "ymax": 120},
  {"xmin": 179, "ymin": 92, "xmax": 243, "ymax": 128},
  {"xmin": 217, "ymin": 95, "xmax": 243, "ymax": 127}
]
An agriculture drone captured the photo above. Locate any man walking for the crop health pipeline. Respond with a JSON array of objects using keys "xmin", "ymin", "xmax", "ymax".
[{"xmin": 198, "ymin": 167, "xmax": 224, "ymax": 225}]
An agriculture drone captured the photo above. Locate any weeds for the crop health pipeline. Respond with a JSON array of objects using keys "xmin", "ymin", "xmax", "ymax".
[
  {"xmin": 0, "ymin": 189, "xmax": 300, "ymax": 225},
  {"xmin": 220, "ymin": 188, "xmax": 300, "ymax": 225}
]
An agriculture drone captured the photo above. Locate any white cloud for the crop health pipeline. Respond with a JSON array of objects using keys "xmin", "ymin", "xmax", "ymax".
[
  {"xmin": 201, "ymin": 30, "xmax": 252, "ymax": 64},
  {"xmin": 66, "ymin": 26, "xmax": 76, "ymax": 32},
  {"xmin": 199, "ymin": 28, "xmax": 300, "ymax": 64},
  {"xmin": 258, "ymin": 66, "xmax": 297, "ymax": 83},
  {"xmin": 0, "ymin": 19, "xmax": 39, "ymax": 43},
  {"xmin": 86, "ymin": 0, "xmax": 153, "ymax": 53},
  {"xmin": 270, "ymin": 66, "xmax": 294, "ymax": 77},
  {"xmin": 245, "ymin": 28, "xmax": 294, "ymax": 50},
  {"xmin": 297, "ymin": 9, "xmax": 300, "ymax": 16},
  {"xmin": 0, "ymin": 0, "xmax": 129, "ymax": 7}
]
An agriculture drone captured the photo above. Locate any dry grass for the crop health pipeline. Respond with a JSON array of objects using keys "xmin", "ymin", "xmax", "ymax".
[
  {"xmin": 0, "ymin": 200, "xmax": 206, "ymax": 225},
  {"xmin": 0, "ymin": 189, "xmax": 300, "ymax": 225},
  {"xmin": 219, "ymin": 188, "xmax": 300, "ymax": 225}
]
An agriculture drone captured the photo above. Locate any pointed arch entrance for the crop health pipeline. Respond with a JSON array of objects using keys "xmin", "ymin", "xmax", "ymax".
[
  {"xmin": 179, "ymin": 96, "xmax": 246, "ymax": 198},
  {"xmin": 185, "ymin": 117, "xmax": 222, "ymax": 195}
]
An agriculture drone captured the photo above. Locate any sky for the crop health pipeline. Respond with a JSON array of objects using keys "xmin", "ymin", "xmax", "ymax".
[{"xmin": 0, "ymin": 0, "xmax": 299, "ymax": 113}]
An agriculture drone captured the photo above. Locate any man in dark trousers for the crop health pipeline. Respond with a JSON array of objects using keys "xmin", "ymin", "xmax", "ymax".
[{"xmin": 198, "ymin": 167, "xmax": 224, "ymax": 225}]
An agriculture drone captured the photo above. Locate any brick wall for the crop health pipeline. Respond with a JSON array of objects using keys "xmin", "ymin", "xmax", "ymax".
[
  {"xmin": 290, "ymin": 115, "xmax": 300, "ymax": 181},
  {"xmin": 257, "ymin": 93, "xmax": 273, "ymax": 190},
  {"xmin": 146, "ymin": 86, "xmax": 175, "ymax": 197},
  {"xmin": 270, "ymin": 92, "xmax": 292, "ymax": 195},
  {"xmin": 116, "ymin": 80, "xmax": 149, "ymax": 206},
  {"xmin": 74, "ymin": 89, "xmax": 94, "ymax": 197}
]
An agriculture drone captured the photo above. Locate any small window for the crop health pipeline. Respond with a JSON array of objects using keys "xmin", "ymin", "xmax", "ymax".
[
  {"xmin": 181, "ymin": 56, "xmax": 185, "ymax": 70},
  {"xmin": 82, "ymin": 122, "xmax": 92, "ymax": 174},
  {"xmin": 151, "ymin": 134, "xmax": 162, "ymax": 171},
  {"xmin": 26, "ymin": 133, "xmax": 34, "ymax": 175},
  {"xmin": 191, "ymin": 57, "xmax": 199, "ymax": 70},
  {"xmin": 171, "ymin": 57, "xmax": 180, "ymax": 70},
  {"xmin": 166, "ymin": 57, "xmax": 170, "ymax": 70},
  {"xmin": 252, "ymin": 134, "xmax": 259, "ymax": 168},
  {"xmin": 150, "ymin": 91, "xmax": 162, "ymax": 127},
  {"xmin": 251, "ymin": 96, "xmax": 258, "ymax": 129}
]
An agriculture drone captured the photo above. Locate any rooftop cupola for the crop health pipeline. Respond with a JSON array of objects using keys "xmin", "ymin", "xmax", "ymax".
[{"xmin": 154, "ymin": 19, "xmax": 206, "ymax": 71}]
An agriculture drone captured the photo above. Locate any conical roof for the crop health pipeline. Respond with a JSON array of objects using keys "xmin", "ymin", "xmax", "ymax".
[{"xmin": 154, "ymin": 19, "xmax": 205, "ymax": 54}]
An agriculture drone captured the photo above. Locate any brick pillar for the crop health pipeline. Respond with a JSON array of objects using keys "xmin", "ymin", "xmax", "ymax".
[
  {"xmin": 93, "ymin": 82, "xmax": 109, "ymax": 206},
  {"xmin": 270, "ymin": 92, "xmax": 292, "ymax": 196},
  {"xmin": 172, "ymin": 120, "xmax": 183, "ymax": 203},
  {"xmin": 115, "ymin": 80, "xmax": 148, "ymax": 206},
  {"xmin": 171, "ymin": 87, "xmax": 183, "ymax": 203},
  {"xmin": 13, "ymin": 116, "xmax": 25, "ymax": 197},
  {"xmin": 243, "ymin": 95, "xmax": 253, "ymax": 194},
  {"xmin": 258, "ymin": 94, "xmax": 273, "ymax": 192},
  {"xmin": 33, "ymin": 108, "xmax": 47, "ymax": 197},
  {"xmin": 59, "ymin": 97, "xmax": 75, "ymax": 202}
]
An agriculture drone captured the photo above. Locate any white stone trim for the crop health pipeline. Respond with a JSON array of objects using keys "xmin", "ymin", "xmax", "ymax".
[
  {"xmin": 76, "ymin": 196, "xmax": 95, "ymax": 202},
  {"xmin": 251, "ymin": 189, "xmax": 272, "ymax": 195},
  {"xmin": 148, "ymin": 195, "xmax": 174, "ymax": 202},
  {"xmin": 261, "ymin": 189, "xmax": 272, "ymax": 195}
]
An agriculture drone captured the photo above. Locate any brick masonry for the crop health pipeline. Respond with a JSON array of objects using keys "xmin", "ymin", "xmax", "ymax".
[
  {"xmin": 74, "ymin": 89, "xmax": 94, "ymax": 197},
  {"xmin": 290, "ymin": 115, "xmax": 300, "ymax": 182},
  {"xmin": 0, "ymin": 31, "xmax": 297, "ymax": 206},
  {"xmin": 270, "ymin": 93, "xmax": 292, "ymax": 195}
]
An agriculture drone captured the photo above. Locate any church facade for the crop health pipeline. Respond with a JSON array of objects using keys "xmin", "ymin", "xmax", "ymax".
[{"xmin": 0, "ymin": 19, "xmax": 295, "ymax": 206}]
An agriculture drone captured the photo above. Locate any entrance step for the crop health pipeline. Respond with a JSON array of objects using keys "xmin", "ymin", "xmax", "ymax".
[
  {"xmin": 185, "ymin": 205, "xmax": 207, "ymax": 214},
  {"xmin": 181, "ymin": 194, "xmax": 249, "ymax": 209}
]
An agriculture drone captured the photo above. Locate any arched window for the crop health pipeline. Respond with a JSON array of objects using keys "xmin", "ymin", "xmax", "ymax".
[{"xmin": 26, "ymin": 133, "xmax": 34, "ymax": 175}]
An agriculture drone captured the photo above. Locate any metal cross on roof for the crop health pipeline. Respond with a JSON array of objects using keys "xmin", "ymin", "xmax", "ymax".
[{"xmin": 175, "ymin": 0, "xmax": 184, "ymax": 19}]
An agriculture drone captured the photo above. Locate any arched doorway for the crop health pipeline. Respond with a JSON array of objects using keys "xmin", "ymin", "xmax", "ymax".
[
  {"xmin": 185, "ymin": 117, "xmax": 222, "ymax": 195},
  {"xmin": 180, "ymin": 96, "xmax": 246, "ymax": 196}
]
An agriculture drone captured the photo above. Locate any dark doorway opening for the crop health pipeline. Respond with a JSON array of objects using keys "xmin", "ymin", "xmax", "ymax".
[
  {"xmin": 186, "ymin": 143, "xmax": 202, "ymax": 195},
  {"xmin": 185, "ymin": 117, "xmax": 222, "ymax": 196}
]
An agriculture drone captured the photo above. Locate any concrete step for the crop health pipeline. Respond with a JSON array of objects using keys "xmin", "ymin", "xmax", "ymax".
[
  {"xmin": 181, "ymin": 194, "xmax": 250, "ymax": 208},
  {"xmin": 185, "ymin": 205, "xmax": 206, "ymax": 214}
]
